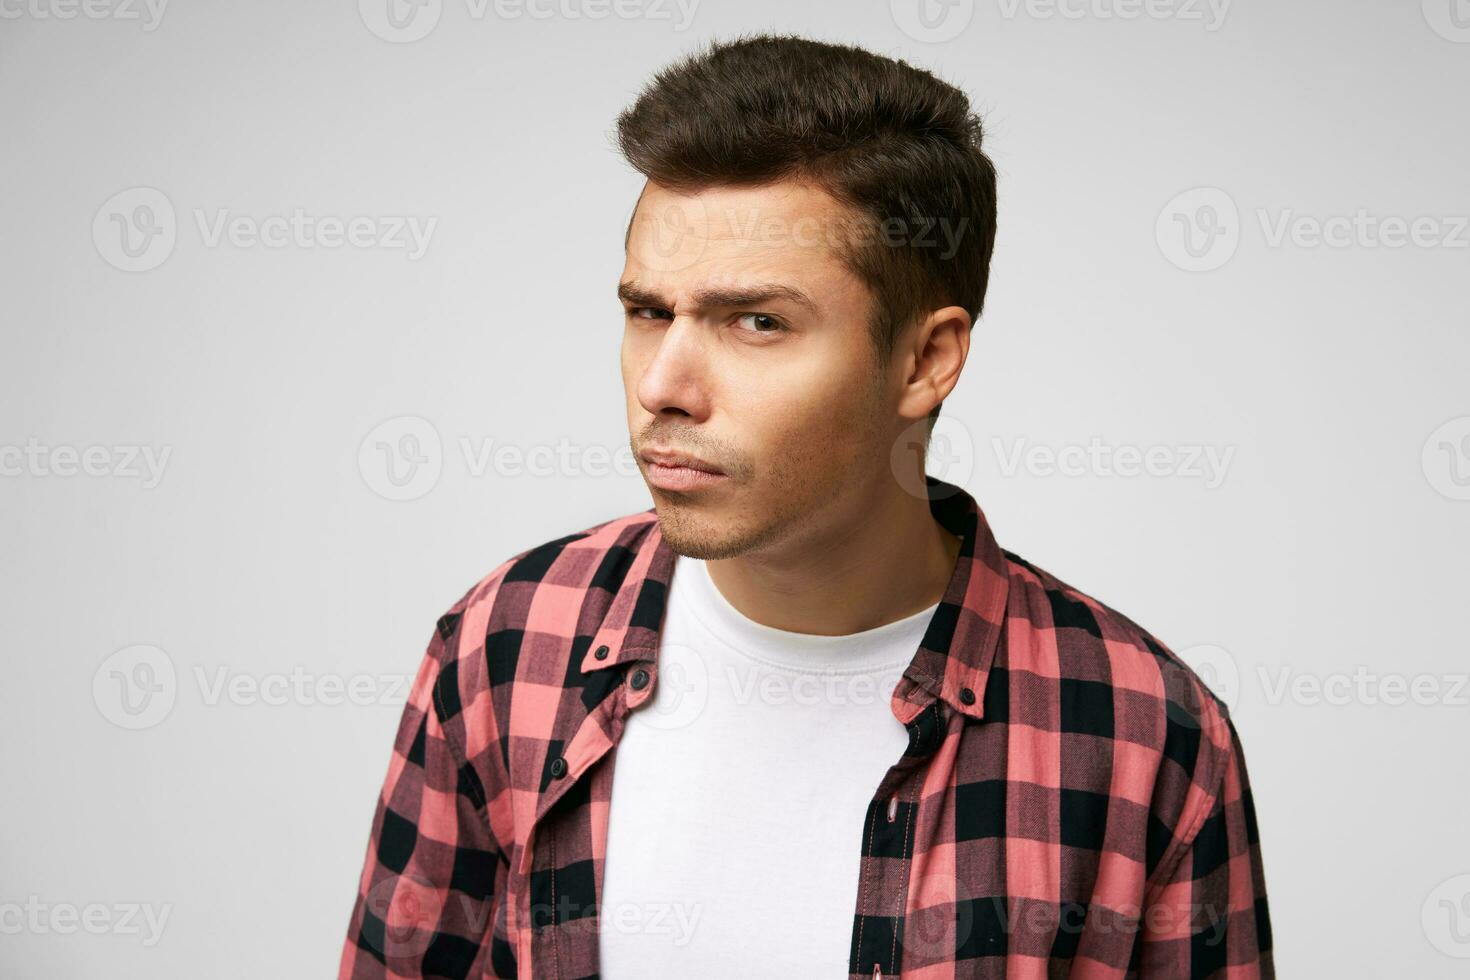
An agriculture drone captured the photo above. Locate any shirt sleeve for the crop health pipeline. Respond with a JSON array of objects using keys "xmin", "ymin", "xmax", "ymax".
[
  {"xmin": 1136, "ymin": 714, "xmax": 1274, "ymax": 978},
  {"xmin": 338, "ymin": 622, "xmax": 504, "ymax": 979}
]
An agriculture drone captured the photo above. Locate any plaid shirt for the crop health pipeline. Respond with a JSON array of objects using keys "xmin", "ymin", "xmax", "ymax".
[{"xmin": 339, "ymin": 476, "xmax": 1273, "ymax": 979}]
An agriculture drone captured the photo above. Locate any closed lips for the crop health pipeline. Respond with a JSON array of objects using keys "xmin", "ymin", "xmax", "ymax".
[{"xmin": 641, "ymin": 450, "xmax": 723, "ymax": 474}]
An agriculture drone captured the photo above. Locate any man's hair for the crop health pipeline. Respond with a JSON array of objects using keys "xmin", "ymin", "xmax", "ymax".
[{"xmin": 615, "ymin": 33, "xmax": 998, "ymax": 432}]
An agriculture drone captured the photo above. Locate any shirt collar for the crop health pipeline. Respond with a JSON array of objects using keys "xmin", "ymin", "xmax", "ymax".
[{"xmin": 581, "ymin": 475, "xmax": 1011, "ymax": 723}]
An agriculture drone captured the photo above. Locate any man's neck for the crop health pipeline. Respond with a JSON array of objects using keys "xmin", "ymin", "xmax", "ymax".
[{"xmin": 702, "ymin": 479, "xmax": 962, "ymax": 637}]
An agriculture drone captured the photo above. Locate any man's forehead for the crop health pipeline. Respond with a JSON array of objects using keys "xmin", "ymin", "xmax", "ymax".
[
  {"xmin": 628, "ymin": 180, "xmax": 860, "ymax": 248},
  {"xmin": 620, "ymin": 238, "xmax": 857, "ymax": 304},
  {"xmin": 635, "ymin": 176, "xmax": 841, "ymax": 213}
]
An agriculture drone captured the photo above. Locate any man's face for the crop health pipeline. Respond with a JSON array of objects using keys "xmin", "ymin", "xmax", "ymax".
[{"xmin": 620, "ymin": 179, "xmax": 903, "ymax": 560}]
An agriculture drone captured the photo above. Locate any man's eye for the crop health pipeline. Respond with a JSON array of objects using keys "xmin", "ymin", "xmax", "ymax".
[
  {"xmin": 735, "ymin": 313, "xmax": 783, "ymax": 333},
  {"xmin": 629, "ymin": 307, "xmax": 672, "ymax": 321}
]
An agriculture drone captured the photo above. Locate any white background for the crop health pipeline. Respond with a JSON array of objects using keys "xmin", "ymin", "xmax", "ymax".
[{"xmin": 2, "ymin": 0, "xmax": 1468, "ymax": 976}]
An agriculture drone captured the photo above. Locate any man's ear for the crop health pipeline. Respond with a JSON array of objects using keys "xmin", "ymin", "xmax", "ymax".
[{"xmin": 896, "ymin": 305, "xmax": 972, "ymax": 422}]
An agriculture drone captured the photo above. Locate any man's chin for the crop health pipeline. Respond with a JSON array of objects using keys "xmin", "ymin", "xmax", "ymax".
[{"xmin": 651, "ymin": 499, "xmax": 756, "ymax": 561}]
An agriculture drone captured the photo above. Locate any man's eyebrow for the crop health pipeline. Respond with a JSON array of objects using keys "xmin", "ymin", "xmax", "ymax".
[{"xmin": 616, "ymin": 280, "xmax": 817, "ymax": 313}]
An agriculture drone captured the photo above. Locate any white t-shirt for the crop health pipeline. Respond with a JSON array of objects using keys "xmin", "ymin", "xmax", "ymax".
[{"xmin": 599, "ymin": 554, "xmax": 938, "ymax": 978}]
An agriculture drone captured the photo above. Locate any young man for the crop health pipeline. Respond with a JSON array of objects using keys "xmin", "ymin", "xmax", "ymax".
[{"xmin": 339, "ymin": 35, "xmax": 1272, "ymax": 980}]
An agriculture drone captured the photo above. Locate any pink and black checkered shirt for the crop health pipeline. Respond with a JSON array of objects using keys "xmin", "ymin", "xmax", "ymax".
[{"xmin": 339, "ymin": 476, "xmax": 1272, "ymax": 979}]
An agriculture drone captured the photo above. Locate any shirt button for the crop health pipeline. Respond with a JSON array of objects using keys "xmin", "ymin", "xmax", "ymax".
[
  {"xmin": 594, "ymin": 645, "xmax": 610, "ymax": 660},
  {"xmin": 959, "ymin": 686, "xmax": 976, "ymax": 705},
  {"xmin": 549, "ymin": 756, "xmax": 568, "ymax": 779},
  {"xmin": 629, "ymin": 667, "xmax": 650, "ymax": 691}
]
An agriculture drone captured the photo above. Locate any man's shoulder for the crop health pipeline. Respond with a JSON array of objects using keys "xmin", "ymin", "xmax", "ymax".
[
  {"xmin": 996, "ymin": 550, "xmax": 1254, "ymax": 889},
  {"xmin": 429, "ymin": 506, "xmax": 661, "ymax": 666},
  {"xmin": 998, "ymin": 549, "xmax": 1237, "ymax": 765}
]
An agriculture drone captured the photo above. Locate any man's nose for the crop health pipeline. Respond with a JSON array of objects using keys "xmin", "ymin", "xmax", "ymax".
[{"xmin": 636, "ymin": 317, "xmax": 712, "ymax": 421}]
